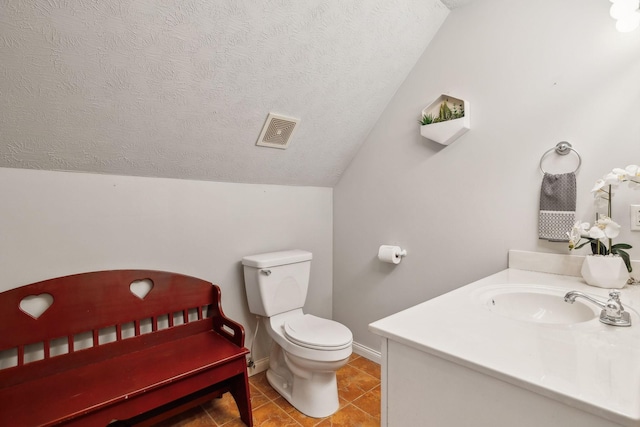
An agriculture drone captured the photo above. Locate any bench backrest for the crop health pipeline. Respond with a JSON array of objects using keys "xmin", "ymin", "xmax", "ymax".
[{"xmin": 0, "ymin": 270, "xmax": 219, "ymax": 385}]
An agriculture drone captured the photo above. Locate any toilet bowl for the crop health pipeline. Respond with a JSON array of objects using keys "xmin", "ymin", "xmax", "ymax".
[
  {"xmin": 264, "ymin": 309, "xmax": 352, "ymax": 417},
  {"xmin": 242, "ymin": 250, "xmax": 353, "ymax": 418}
]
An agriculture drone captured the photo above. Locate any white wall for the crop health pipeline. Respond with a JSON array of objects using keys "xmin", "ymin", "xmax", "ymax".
[
  {"xmin": 334, "ymin": 0, "xmax": 640, "ymax": 352},
  {"xmin": 0, "ymin": 168, "xmax": 333, "ymax": 362}
]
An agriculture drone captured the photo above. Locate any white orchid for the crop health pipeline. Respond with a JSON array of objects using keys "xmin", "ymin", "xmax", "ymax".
[
  {"xmin": 592, "ymin": 165, "xmax": 640, "ymax": 194},
  {"xmin": 570, "ymin": 165, "xmax": 637, "ymax": 273},
  {"xmin": 625, "ymin": 164, "xmax": 640, "ymax": 185},
  {"xmin": 568, "ymin": 218, "xmax": 621, "ymax": 248},
  {"xmin": 567, "ymin": 221, "xmax": 590, "ymax": 249},
  {"xmin": 588, "ymin": 216, "xmax": 621, "ymax": 241},
  {"xmin": 570, "ymin": 215, "xmax": 631, "ymax": 272}
]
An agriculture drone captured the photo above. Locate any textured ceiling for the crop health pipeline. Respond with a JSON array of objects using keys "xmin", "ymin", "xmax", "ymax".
[{"xmin": 0, "ymin": 0, "xmax": 453, "ymax": 186}]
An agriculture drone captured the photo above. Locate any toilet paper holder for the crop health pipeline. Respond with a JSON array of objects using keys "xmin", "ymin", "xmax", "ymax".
[
  {"xmin": 395, "ymin": 248, "xmax": 408, "ymax": 258},
  {"xmin": 378, "ymin": 245, "xmax": 408, "ymax": 264}
]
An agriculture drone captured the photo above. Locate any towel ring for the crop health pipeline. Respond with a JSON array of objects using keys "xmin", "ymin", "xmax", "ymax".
[{"xmin": 539, "ymin": 141, "xmax": 581, "ymax": 174}]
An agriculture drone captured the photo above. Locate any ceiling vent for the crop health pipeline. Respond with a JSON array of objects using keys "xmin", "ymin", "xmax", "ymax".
[{"xmin": 256, "ymin": 113, "xmax": 300, "ymax": 149}]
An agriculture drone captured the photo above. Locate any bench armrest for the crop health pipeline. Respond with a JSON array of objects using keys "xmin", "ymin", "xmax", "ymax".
[{"xmin": 210, "ymin": 285, "xmax": 246, "ymax": 348}]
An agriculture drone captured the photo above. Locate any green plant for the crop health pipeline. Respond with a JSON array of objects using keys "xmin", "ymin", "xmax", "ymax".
[
  {"xmin": 439, "ymin": 102, "xmax": 452, "ymax": 121},
  {"xmin": 452, "ymin": 103, "xmax": 464, "ymax": 119},
  {"xmin": 419, "ymin": 100, "xmax": 465, "ymax": 126},
  {"xmin": 419, "ymin": 113, "xmax": 434, "ymax": 125}
]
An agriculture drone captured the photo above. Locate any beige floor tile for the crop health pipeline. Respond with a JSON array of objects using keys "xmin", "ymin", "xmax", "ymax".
[
  {"xmin": 286, "ymin": 409, "xmax": 327, "ymax": 427},
  {"xmin": 348, "ymin": 357, "xmax": 381, "ymax": 380},
  {"xmin": 219, "ymin": 419, "xmax": 249, "ymax": 427},
  {"xmin": 249, "ymin": 387, "xmax": 271, "ymax": 410},
  {"xmin": 315, "ymin": 404, "xmax": 379, "ymax": 427},
  {"xmin": 336, "ymin": 365, "xmax": 380, "ymax": 403},
  {"xmin": 352, "ymin": 386, "xmax": 381, "ymax": 418},
  {"xmin": 251, "ymin": 401, "xmax": 301, "ymax": 426},
  {"xmin": 202, "ymin": 392, "xmax": 241, "ymax": 426}
]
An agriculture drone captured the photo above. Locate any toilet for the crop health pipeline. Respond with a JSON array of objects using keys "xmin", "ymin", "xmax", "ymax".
[{"xmin": 242, "ymin": 249, "xmax": 353, "ymax": 418}]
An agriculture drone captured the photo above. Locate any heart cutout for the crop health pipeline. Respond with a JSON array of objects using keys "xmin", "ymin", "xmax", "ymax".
[
  {"xmin": 20, "ymin": 294, "xmax": 54, "ymax": 319},
  {"xmin": 130, "ymin": 279, "xmax": 154, "ymax": 300}
]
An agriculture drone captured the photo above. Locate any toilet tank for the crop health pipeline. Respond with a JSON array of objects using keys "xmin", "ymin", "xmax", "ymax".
[{"xmin": 242, "ymin": 250, "xmax": 312, "ymax": 317}]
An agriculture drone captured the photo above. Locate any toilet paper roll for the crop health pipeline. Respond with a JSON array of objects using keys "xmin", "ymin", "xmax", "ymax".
[{"xmin": 378, "ymin": 245, "xmax": 406, "ymax": 264}]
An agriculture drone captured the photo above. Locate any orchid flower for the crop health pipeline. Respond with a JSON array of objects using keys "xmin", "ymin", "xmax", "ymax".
[
  {"xmin": 605, "ymin": 171, "xmax": 625, "ymax": 185},
  {"xmin": 567, "ymin": 221, "xmax": 590, "ymax": 249},
  {"xmin": 625, "ymin": 164, "xmax": 640, "ymax": 186},
  {"xmin": 591, "ymin": 179, "xmax": 607, "ymax": 193},
  {"xmin": 589, "ymin": 216, "xmax": 620, "ymax": 240}
]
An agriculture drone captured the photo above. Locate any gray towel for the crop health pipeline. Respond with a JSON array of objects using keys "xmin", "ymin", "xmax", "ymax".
[{"xmin": 538, "ymin": 172, "xmax": 576, "ymax": 242}]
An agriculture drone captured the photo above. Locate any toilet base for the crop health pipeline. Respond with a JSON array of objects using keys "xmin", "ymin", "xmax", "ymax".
[
  {"xmin": 266, "ymin": 345, "xmax": 343, "ymax": 418},
  {"xmin": 266, "ymin": 368, "xmax": 339, "ymax": 418}
]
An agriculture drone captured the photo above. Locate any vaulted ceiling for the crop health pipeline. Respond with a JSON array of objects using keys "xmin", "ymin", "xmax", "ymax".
[{"xmin": 1, "ymin": 1, "xmax": 465, "ymax": 186}]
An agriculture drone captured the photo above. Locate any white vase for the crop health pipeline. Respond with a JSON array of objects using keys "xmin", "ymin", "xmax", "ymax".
[{"xmin": 581, "ymin": 255, "xmax": 629, "ymax": 289}]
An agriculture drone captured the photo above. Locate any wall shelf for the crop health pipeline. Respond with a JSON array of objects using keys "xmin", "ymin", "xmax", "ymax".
[{"xmin": 419, "ymin": 95, "xmax": 470, "ymax": 145}]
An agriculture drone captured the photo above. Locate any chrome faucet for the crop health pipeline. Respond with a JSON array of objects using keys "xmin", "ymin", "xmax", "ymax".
[{"xmin": 564, "ymin": 290, "xmax": 631, "ymax": 327}]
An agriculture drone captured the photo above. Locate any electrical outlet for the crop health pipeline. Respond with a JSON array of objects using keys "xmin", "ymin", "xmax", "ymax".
[{"xmin": 631, "ymin": 205, "xmax": 640, "ymax": 231}]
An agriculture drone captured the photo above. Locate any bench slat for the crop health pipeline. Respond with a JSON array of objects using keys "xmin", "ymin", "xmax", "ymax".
[{"xmin": 0, "ymin": 270, "xmax": 213, "ymax": 349}]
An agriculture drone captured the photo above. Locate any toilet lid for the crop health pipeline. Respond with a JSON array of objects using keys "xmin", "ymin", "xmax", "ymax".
[{"xmin": 284, "ymin": 315, "xmax": 353, "ymax": 350}]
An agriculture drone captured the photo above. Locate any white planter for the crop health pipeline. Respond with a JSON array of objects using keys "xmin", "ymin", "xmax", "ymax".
[
  {"xmin": 419, "ymin": 95, "xmax": 470, "ymax": 145},
  {"xmin": 581, "ymin": 255, "xmax": 629, "ymax": 289}
]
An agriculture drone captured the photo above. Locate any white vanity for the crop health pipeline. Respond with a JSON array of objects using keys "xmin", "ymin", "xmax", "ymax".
[{"xmin": 369, "ymin": 251, "xmax": 640, "ymax": 427}]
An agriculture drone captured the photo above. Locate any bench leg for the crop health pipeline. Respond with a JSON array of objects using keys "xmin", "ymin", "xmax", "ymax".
[{"xmin": 228, "ymin": 373, "xmax": 253, "ymax": 427}]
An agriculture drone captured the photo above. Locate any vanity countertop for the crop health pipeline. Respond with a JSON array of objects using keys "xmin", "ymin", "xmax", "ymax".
[{"xmin": 370, "ymin": 263, "xmax": 640, "ymax": 426}]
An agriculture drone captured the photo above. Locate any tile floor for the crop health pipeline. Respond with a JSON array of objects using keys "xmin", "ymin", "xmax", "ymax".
[{"xmin": 156, "ymin": 354, "xmax": 381, "ymax": 427}]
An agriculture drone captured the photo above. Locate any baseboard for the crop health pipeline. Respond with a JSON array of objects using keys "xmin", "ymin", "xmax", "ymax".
[
  {"xmin": 352, "ymin": 341, "xmax": 381, "ymax": 364},
  {"xmin": 247, "ymin": 356, "xmax": 269, "ymax": 377}
]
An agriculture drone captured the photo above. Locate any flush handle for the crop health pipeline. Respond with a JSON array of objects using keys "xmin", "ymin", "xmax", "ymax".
[{"xmin": 260, "ymin": 269, "xmax": 272, "ymax": 276}]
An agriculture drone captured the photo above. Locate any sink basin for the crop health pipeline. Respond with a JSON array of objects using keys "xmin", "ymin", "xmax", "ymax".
[{"xmin": 478, "ymin": 286, "xmax": 599, "ymax": 325}]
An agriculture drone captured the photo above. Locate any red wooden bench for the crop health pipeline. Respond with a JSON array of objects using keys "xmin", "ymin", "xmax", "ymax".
[{"xmin": 0, "ymin": 270, "xmax": 252, "ymax": 426}]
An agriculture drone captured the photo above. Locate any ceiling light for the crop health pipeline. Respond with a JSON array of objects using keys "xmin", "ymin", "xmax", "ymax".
[
  {"xmin": 616, "ymin": 12, "xmax": 640, "ymax": 31},
  {"xmin": 610, "ymin": 0, "xmax": 640, "ymax": 32},
  {"xmin": 610, "ymin": 0, "xmax": 638, "ymax": 19}
]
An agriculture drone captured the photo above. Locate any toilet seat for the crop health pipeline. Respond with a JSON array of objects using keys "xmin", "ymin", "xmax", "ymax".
[{"xmin": 283, "ymin": 314, "xmax": 352, "ymax": 350}]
